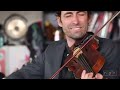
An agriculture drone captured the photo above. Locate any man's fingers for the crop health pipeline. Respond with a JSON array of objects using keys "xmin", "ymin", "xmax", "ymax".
[
  {"xmin": 81, "ymin": 70, "xmax": 86, "ymax": 79},
  {"xmin": 95, "ymin": 73, "xmax": 103, "ymax": 79},
  {"xmin": 81, "ymin": 70, "xmax": 94, "ymax": 79},
  {"xmin": 81, "ymin": 70, "xmax": 103, "ymax": 79},
  {"xmin": 88, "ymin": 72, "xmax": 94, "ymax": 79}
]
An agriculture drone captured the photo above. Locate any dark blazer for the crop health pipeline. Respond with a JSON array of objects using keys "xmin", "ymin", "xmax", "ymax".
[{"xmin": 6, "ymin": 37, "xmax": 120, "ymax": 79}]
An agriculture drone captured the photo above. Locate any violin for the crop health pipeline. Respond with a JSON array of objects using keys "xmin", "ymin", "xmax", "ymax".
[
  {"xmin": 65, "ymin": 32, "xmax": 105, "ymax": 78},
  {"xmin": 50, "ymin": 11, "xmax": 120, "ymax": 79}
]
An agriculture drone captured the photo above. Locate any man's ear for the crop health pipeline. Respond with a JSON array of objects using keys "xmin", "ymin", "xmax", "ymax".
[{"xmin": 56, "ymin": 16, "xmax": 62, "ymax": 27}]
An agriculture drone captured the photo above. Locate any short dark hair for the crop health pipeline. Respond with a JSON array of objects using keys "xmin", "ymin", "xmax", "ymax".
[
  {"xmin": 55, "ymin": 11, "xmax": 92, "ymax": 17},
  {"xmin": 55, "ymin": 11, "xmax": 61, "ymax": 17}
]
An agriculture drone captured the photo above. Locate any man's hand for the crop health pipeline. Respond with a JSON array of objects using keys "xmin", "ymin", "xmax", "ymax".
[{"xmin": 81, "ymin": 70, "xmax": 103, "ymax": 79}]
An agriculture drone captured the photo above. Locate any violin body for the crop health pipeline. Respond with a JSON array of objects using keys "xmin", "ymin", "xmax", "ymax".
[{"xmin": 65, "ymin": 33, "xmax": 105, "ymax": 79}]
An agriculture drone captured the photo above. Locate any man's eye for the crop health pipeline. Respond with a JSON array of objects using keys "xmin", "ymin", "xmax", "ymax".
[
  {"xmin": 65, "ymin": 14, "xmax": 71, "ymax": 17},
  {"xmin": 78, "ymin": 12, "xmax": 86, "ymax": 16},
  {"xmin": 78, "ymin": 13, "xmax": 85, "ymax": 16}
]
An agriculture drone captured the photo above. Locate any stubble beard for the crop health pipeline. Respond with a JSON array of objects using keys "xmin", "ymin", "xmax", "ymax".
[{"xmin": 68, "ymin": 28, "xmax": 88, "ymax": 40}]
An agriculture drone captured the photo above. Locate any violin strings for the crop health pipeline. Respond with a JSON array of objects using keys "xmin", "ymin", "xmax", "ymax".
[
  {"xmin": 79, "ymin": 55, "xmax": 91, "ymax": 72},
  {"xmin": 77, "ymin": 55, "xmax": 90, "ymax": 72},
  {"xmin": 77, "ymin": 56, "xmax": 89, "ymax": 72},
  {"xmin": 81, "ymin": 54, "xmax": 93, "ymax": 72},
  {"xmin": 79, "ymin": 54, "xmax": 93, "ymax": 73}
]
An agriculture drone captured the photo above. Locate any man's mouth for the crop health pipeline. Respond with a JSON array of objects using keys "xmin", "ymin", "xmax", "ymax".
[
  {"xmin": 73, "ymin": 27, "xmax": 81, "ymax": 30},
  {"xmin": 70, "ymin": 27, "xmax": 83, "ymax": 31}
]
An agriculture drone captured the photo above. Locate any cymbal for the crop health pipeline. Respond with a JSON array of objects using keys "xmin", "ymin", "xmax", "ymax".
[{"xmin": 4, "ymin": 14, "xmax": 28, "ymax": 40}]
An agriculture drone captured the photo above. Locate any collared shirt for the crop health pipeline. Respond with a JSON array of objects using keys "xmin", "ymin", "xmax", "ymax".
[{"xmin": 59, "ymin": 40, "xmax": 75, "ymax": 79}]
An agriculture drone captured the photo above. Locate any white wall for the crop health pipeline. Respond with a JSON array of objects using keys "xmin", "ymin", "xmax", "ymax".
[{"xmin": 0, "ymin": 11, "xmax": 43, "ymax": 26}]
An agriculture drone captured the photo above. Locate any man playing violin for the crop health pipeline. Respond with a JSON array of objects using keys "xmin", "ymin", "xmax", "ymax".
[{"xmin": 5, "ymin": 11, "xmax": 120, "ymax": 79}]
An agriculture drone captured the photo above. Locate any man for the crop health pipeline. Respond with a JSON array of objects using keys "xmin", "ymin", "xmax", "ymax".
[{"xmin": 5, "ymin": 11, "xmax": 120, "ymax": 79}]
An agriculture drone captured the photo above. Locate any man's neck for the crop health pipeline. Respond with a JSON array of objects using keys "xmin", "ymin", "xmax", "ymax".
[
  {"xmin": 65, "ymin": 33, "xmax": 89, "ymax": 48},
  {"xmin": 66, "ymin": 36, "xmax": 75, "ymax": 48}
]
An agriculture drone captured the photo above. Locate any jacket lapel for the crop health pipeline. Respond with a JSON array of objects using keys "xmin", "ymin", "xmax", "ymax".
[
  {"xmin": 45, "ymin": 40, "xmax": 66, "ymax": 79},
  {"xmin": 52, "ymin": 41, "xmax": 66, "ymax": 79}
]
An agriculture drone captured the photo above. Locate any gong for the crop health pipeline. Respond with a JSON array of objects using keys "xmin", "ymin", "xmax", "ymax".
[{"xmin": 4, "ymin": 14, "xmax": 28, "ymax": 40}]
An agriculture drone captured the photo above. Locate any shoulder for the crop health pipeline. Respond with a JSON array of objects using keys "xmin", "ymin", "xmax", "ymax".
[
  {"xmin": 47, "ymin": 40, "xmax": 66, "ymax": 47},
  {"xmin": 44, "ymin": 40, "xmax": 66, "ymax": 51},
  {"xmin": 97, "ymin": 37, "xmax": 120, "ymax": 52},
  {"xmin": 97, "ymin": 37, "xmax": 115, "ymax": 52},
  {"xmin": 97, "ymin": 37, "xmax": 115, "ymax": 59},
  {"xmin": 97, "ymin": 37, "xmax": 120, "ymax": 63},
  {"xmin": 97, "ymin": 37, "xmax": 114, "ymax": 46}
]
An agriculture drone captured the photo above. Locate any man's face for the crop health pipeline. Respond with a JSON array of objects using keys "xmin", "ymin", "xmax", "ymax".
[{"xmin": 57, "ymin": 11, "xmax": 90, "ymax": 39}]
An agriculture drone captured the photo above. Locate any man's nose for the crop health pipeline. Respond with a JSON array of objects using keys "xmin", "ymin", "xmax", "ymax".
[{"xmin": 72, "ymin": 16, "xmax": 79, "ymax": 24}]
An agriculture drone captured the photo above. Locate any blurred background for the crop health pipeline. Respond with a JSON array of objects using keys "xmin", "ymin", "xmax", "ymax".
[{"xmin": 0, "ymin": 11, "xmax": 120, "ymax": 78}]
